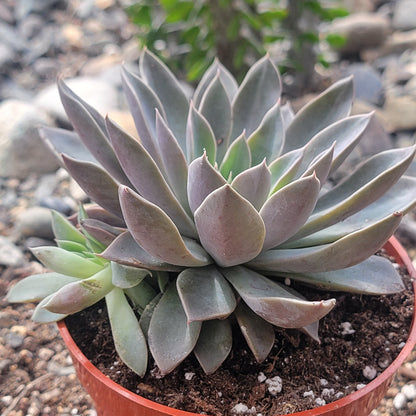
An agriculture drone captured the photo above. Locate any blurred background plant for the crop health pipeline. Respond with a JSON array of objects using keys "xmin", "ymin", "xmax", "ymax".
[{"xmin": 125, "ymin": 0, "xmax": 348, "ymax": 94}]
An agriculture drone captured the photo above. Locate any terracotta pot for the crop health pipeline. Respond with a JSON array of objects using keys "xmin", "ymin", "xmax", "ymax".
[{"xmin": 58, "ymin": 236, "xmax": 416, "ymax": 416}]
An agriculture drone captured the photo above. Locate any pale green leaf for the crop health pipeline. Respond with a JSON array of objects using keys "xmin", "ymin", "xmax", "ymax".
[{"xmin": 219, "ymin": 132, "xmax": 251, "ymax": 179}]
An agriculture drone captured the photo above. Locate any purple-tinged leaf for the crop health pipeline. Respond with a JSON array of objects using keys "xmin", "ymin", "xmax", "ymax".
[
  {"xmin": 269, "ymin": 148, "xmax": 304, "ymax": 193},
  {"xmin": 107, "ymin": 118, "xmax": 196, "ymax": 238},
  {"xmin": 119, "ymin": 186, "xmax": 211, "ymax": 267},
  {"xmin": 101, "ymin": 232, "xmax": 182, "ymax": 272},
  {"xmin": 148, "ymin": 282, "xmax": 201, "ymax": 375},
  {"xmin": 286, "ymin": 176, "xmax": 416, "ymax": 248},
  {"xmin": 224, "ymin": 266, "xmax": 336, "ymax": 328},
  {"xmin": 187, "ymin": 152, "xmax": 227, "ymax": 213},
  {"xmin": 186, "ymin": 103, "xmax": 217, "ymax": 164},
  {"xmin": 300, "ymin": 143, "xmax": 334, "ymax": 185},
  {"xmin": 249, "ymin": 213, "xmax": 402, "ymax": 273},
  {"xmin": 231, "ymin": 55, "xmax": 281, "ymax": 140},
  {"xmin": 177, "ymin": 266, "xmax": 236, "ymax": 322},
  {"xmin": 44, "ymin": 266, "xmax": 113, "ymax": 314},
  {"xmin": 301, "ymin": 114, "xmax": 372, "ymax": 176},
  {"xmin": 194, "ymin": 58, "xmax": 238, "ymax": 107},
  {"xmin": 80, "ymin": 218, "xmax": 122, "ymax": 247},
  {"xmin": 260, "ymin": 174, "xmax": 320, "ymax": 250},
  {"xmin": 198, "ymin": 74, "xmax": 232, "ymax": 162},
  {"xmin": 139, "ymin": 49, "xmax": 189, "ymax": 145},
  {"xmin": 121, "ymin": 66, "xmax": 165, "ymax": 165},
  {"xmin": 194, "ymin": 184, "xmax": 265, "ymax": 267},
  {"xmin": 106, "ymin": 287, "xmax": 148, "ymax": 376},
  {"xmin": 280, "ymin": 102, "xmax": 295, "ymax": 129},
  {"xmin": 278, "ymin": 255, "xmax": 405, "ymax": 295},
  {"xmin": 194, "ymin": 319, "xmax": 232, "ymax": 374},
  {"xmin": 155, "ymin": 111, "xmax": 190, "ymax": 214},
  {"xmin": 58, "ymin": 80, "xmax": 130, "ymax": 185},
  {"xmin": 295, "ymin": 146, "xmax": 416, "ymax": 239},
  {"xmin": 40, "ymin": 127, "xmax": 96, "ymax": 165},
  {"xmin": 111, "ymin": 262, "xmax": 150, "ymax": 289},
  {"xmin": 282, "ymin": 76, "xmax": 354, "ymax": 153},
  {"xmin": 247, "ymin": 101, "xmax": 284, "ymax": 165},
  {"xmin": 231, "ymin": 160, "xmax": 271, "ymax": 210},
  {"xmin": 219, "ymin": 132, "xmax": 251, "ymax": 179},
  {"xmin": 234, "ymin": 301, "xmax": 275, "ymax": 363},
  {"xmin": 62, "ymin": 154, "xmax": 123, "ymax": 218}
]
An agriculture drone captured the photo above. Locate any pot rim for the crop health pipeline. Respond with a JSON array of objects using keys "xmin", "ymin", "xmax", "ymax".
[{"xmin": 58, "ymin": 236, "xmax": 416, "ymax": 416}]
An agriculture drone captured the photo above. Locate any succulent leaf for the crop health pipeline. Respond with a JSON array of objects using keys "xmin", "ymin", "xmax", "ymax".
[
  {"xmin": 194, "ymin": 58, "xmax": 238, "ymax": 107},
  {"xmin": 269, "ymin": 148, "xmax": 304, "ymax": 193},
  {"xmin": 31, "ymin": 246, "xmax": 103, "ymax": 278},
  {"xmin": 282, "ymin": 76, "xmax": 354, "ymax": 153},
  {"xmin": 186, "ymin": 103, "xmax": 217, "ymax": 164},
  {"xmin": 111, "ymin": 262, "xmax": 150, "ymax": 289},
  {"xmin": 279, "ymin": 255, "xmax": 405, "ymax": 295},
  {"xmin": 194, "ymin": 184, "xmax": 266, "ymax": 267},
  {"xmin": 107, "ymin": 117, "xmax": 196, "ymax": 237},
  {"xmin": 40, "ymin": 126, "xmax": 96, "ymax": 165},
  {"xmin": 51, "ymin": 210, "xmax": 87, "ymax": 246},
  {"xmin": 148, "ymin": 282, "xmax": 202, "ymax": 375},
  {"xmin": 300, "ymin": 143, "xmax": 334, "ymax": 185},
  {"xmin": 139, "ymin": 49, "xmax": 189, "ymax": 144},
  {"xmin": 125, "ymin": 281, "xmax": 158, "ymax": 312},
  {"xmin": 32, "ymin": 295, "xmax": 68, "ymax": 323},
  {"xmin": 219, "ymin": 131, "xmax": 251, "ymax": 179},
  {"xmin": 58, "ymin": 80, "xmax": 130, "ymax": 184},
  {"xmin": 198, "ymin": 74, "xmax": 232, "ymax": 162},
  {"xmin": 139, "ymin": 293, "xmax": 163, "ymax": 337},
  {"xmin": 231, "ymin": 160, "xmax": 271, "ymax": 210},
  {"xmin": 260, "ymin": 174, "xmax": 321, "ymax": 250},
  {"xmin": 231, "ymin": 55, "xmax": 281, "ymax": 140},
  {"xmin": 119, "ymin": 186, "xmax": 210, "ymax": 267},
  {"xmin": 234, "ymin": 301, "xmax": 275, "ymax": 363},
  {"xmin": 121, "ymin": 66, "xmax": 165, "ymax": 165},
  {"xmin": 101, "ymin": 232, "xmax": 182, "ymax": 272},
  {"xmin": 155, "ymin": 111, "xmax": 190, "ymax": 214},
  {"xmin": 80, "ymin": 218, "xmax": 121, "ymax": 247},
  {"xmin": 224, "ymin": 266, "xmax": 336, "ymax": 328},
  {"xmin": 194, "ymin": 319, "xmax": 232, "ymax": 374},
  {"xmin": 250, "ymin": 213, "xmax": 402, "ymax": 273},
  {"xmin": 296, "ymin": 146, "xmax": 416, "ymax": 239},
  {"xmin": 106, "ymin": 287, "xmax": 148, "ymax": 376},
  {"xmin": 187, "ymin": 152, "xmax": 227, "ymax": 213},
  {"xmin": 247, "ymin": 101, "xmax": 284, "ymax": 165},
  {"xmin": 177, "ymin": 266, "xmax": 236, "ymax": 322},
  {"xmin": 43, "ymin": 266, "xmax": 113, "ymax": 314},
  {"xmin": 7, "ymin": 273, "xmax": 80, "ymax": 303},
  {"xmin": 62, "ymin": 154, "xmax": 123, "ymax": 218}
]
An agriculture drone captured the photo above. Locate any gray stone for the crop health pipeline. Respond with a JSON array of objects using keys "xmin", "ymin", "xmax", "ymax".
[
  {"xmin": 0, "ymin": 236, "xmax": 25, "ymax": 267},
  {"xmin": 34, "ymin": 76, "xmax": 122, "ymax": 122},
  {"xmin": 5, "ymin": 331, "xmax": 24, "ymax": 349},
  {"xmin": 393, "ymin": 0, "xmax": 416, "ymax": 31},
  {"xmin": 0, "ymin": 43, "xmax": 15, "ymax": 71},
  {"xmin": 342, "ymin": 63, "xmax": 384, "ymax": 106},
  {"xmin": 16, "ymin": 206, "xmax": 54, "ymax": 240},
  {"xmin": 330, "ymin": 13, "xmax": 390, "ymax": 54},
  {"xmin": 0, "ymin": 100, "xmax": 59, "ymax": 178}
]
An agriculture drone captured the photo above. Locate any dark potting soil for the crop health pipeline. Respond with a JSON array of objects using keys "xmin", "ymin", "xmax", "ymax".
[{"xmin": 65, "ymin": 256, "xmax": 414, "ymax": 416}]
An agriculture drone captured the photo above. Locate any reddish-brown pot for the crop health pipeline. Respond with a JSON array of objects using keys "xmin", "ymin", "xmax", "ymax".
[{"xmin": 58, "ymin": 236, "xmax": 416, "ymax": 416}]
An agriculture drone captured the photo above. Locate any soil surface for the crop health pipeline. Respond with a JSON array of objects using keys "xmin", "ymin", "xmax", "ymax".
[{"xmin": 65, "ymin": 253, "xmax": 415, "ymax": 416}]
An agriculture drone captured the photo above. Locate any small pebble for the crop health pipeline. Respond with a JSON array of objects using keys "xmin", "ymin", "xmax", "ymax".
[
  {"xmin": 265, "ymin": 376, "xmax": 282, "ymax": 396},
  {"xmin": 184, "ymin": 372, "xmax": 195, "ymax": 381},
  {"xmin": 402, "ymin": 383, "xmax": 416, "ymax": 400},
  {"xmin": 315, "ymin": 398, "xmax": 326, "ymax": 406},
  {"xmin": 363, "ymin": 365, "xmax": 378, "ymax": 380},
  {"xmin": 393, "ymin": 392, "xmax": 407, "ymax": 410},
  {"xmin": 257, "ymin": 372, "xmax": 267, "ymax": 383}
]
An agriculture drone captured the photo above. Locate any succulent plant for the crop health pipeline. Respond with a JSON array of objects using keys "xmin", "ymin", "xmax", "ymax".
[{"xmin": 8, "ymin": 50, "xmax": 416, "ymax": 378}]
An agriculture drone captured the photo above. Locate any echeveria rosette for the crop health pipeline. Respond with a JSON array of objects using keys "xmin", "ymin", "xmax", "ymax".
[{"xmin": 9, "ymin": 50, "xmax": 416, "ymax": 378}]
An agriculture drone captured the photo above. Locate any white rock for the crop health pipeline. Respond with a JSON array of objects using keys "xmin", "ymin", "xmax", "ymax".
[
  {"xmin": 393, "ymin": 392, "xmax": 407, "ymax": 410},
  {"xmin": 231, "ymin": 403, "xmax": 249, "ymax": 414},
  {"xmin": 321, "ymin": 388, "xmax": 335, "ymax": 399},
  {"xmin": 340, "ymin": 322, "xmax": 355, "ymax": 335},
  {"xmin": 356, "ymin": 384, "xmax": 367, "ymax": 390},
  {"xmin": 363, "ymin": 365, "xmax": 377, "ymax": 380},
  {"xmin": 184, "ymin": 372, "xmax": 195, "ymax": 381},
  {"xmin": 0, "ymin": 100, "xmax": 58, "ymax": 178},
  {"xmin": 265, "ymin": 376, "xmax": 282, "ymax": 396},
  {"xmin": 315, "ymin": 398, "xmax": 326, "ymax": 406},
  {"xmin": 320, "ymin": 378, "xmax": 328, "ymax": 386},
  {"xmin": 303, "ymin": 390, "xmax": 315, "ymax": 398},
  {"xmin": 0, "ymin": 236, "xmax": 25, "ymax": 267},
  {"xmin": 393, "ymin": 0, "xmax": 416, "ymax": 30},
  {"xmin": 402, "ymin": 383, "xmax": 416, "ymax": 400},
  {"xmin": 257, "ymin": 372, "xmax": 267, "ymax": 383}
]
